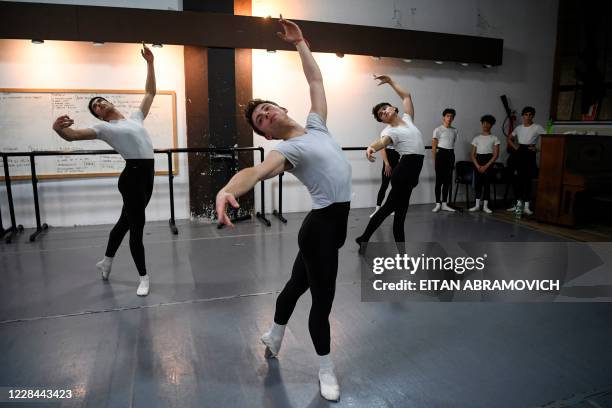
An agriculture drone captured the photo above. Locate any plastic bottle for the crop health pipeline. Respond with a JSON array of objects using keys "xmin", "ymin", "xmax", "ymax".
[
  {"xmin": 546, "ymin": 118, "xmax": 553, "ymax": 134},
  {"xmin": 514, "ymin": 202, "xmax": 523, "ymax": 219}
]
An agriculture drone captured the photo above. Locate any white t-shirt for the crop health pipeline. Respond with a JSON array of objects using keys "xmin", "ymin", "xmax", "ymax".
[
  {"xmin": 512, "ymin": 124, "xmax": 545, "ymax": 145},
  {"xmin": 273, "ymin": 113, "xmax": 352, "ymax": 209},
  {"xmin": 381, "ymin": 113, "xmax": 425, "ymax": 155},
  {"xmin": 471, "ymin": 134, "xmax": 501, "ymax": 154},
  {"xmin": 92, "ymin": 110, "xmax": 154, "ymax": 159},
  {"xmin": 432, "ymin": 125, "xmax": 458, "ymax": 149}
]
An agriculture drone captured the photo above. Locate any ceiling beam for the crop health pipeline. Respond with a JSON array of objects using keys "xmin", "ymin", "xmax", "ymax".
[{"xmin": 0, "ymin": 1, "xmax": 503, "ymax": 65}]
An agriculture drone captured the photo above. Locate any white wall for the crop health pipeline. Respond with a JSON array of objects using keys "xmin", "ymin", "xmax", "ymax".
[
  {"xmin": 0, "ymin": 0, "xmax": 558, "ymax": 227},
  {"xmin": 251, "ymin": 0, "xmax": 558, "ymax": 214},
  {"xmin": 0, "ymin": 40, "xmax": 188, "ymax": 228}
]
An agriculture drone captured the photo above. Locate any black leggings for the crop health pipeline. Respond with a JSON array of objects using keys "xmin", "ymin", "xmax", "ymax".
[
  {"xmin": 376, "ymin": 148, "xmax": 400, "ymax": 206},
  {"xmin": 105, "ymin": 159, "xmax": 154, "ymax": 276},
  {"xmin": 434, "ymin": 148, "xmax": 455, "ymax": 203},
  {"xmin": 474, "ymin": 154, "xmax": 493, "ymax": 200},
  {"xmin": 359, "ymin": 154, "xmax": 424, "ymax": 243},
  {"xmin": 513, "ymin": 144, "xmax": 537, "ymax": 201},
  {"xmin": 274, "ymin": 202, "xmax": 350, "ymax": 356}
]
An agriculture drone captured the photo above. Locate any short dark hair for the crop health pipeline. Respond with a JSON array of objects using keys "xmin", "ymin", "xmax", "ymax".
[
  {"xmin": 372, "ymin": 102, "xmax": 398, "ymax": 122},
  {"xmin": 88, "ymin": 96, "xmax": 109, "ymax": 119},
  {"xmin": 521, "ymin": 106, "xmax": 536, "ymax": 116},
  {"xmin": 442, "ymin": 108, "xmax": 456, "ymax": 117},
  {"xmin": 480, "ymin": 114, "xmax": 496, "ymax": 125},
  {"xmin": 244, "ymin": 98, "xmax": 280, "ymax": 136}
]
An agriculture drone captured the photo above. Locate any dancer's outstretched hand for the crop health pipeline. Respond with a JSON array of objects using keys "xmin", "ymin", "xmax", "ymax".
[
  {"xmin": 52, "ymin": 115, "xmax": 74, "ymax": 132},
  {"xmin": 277, "ymin": 15, "xmax": 304, "ymax": 44},
  {"xmin": 366, "ymin": 146, "xmax": 377, "ymax": 162},
  {"xmin": 373, "ymin": 74, "xmax": 392, "ymax": 86},
  {"xmin": 141, "ymin": 42, "xmax": 154, "ymax": 63},
  {"xmin": 216, "ymin": 191, "xmax": 240, "ymax": 228}
]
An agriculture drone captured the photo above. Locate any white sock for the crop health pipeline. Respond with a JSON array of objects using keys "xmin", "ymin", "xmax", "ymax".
[
  {"xmin": 270, "ymin": 322, "xmax": 285, "ymax": 339},
  {"xmin": 319, "ymin": 354, "xmax": 335, "ymax": 372},
  {"xmin": 483, "ymin": 200, "xmax": 492, "ymax": 213},
  {"xmin": 524, "ymin": 201, "xmax": 530, "ymax": 210},
  {"xmin": 432, "ymin": 203, "xmax": 441, "ymax": 212},
  {"xmin": 318, "ymin": 354, "xmax": 340, "ymax": 401}
]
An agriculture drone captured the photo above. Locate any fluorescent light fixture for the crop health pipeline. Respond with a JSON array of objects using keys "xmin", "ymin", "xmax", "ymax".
[
  {"xmin": 371, "ymin": 56, "xmax": 381, "ymax": 60},
  {"xmin": 267, "ymin": 49, "xmax": 276, "ymax": 53},
  {"xmin": 31, "ymin": 39, "xmax": 44, "ymax": 44},
  {"xmin": 336, "ymin": 53, "xmax": 344, "ymax": 58},
  {"xmin": 152, "ymin": 43, "xmax": 163, "ymax": 48},
  {"xmin": 434, "ymin": 61, "xmax": 444, "ymax": 65},
  {"xmin": 402, "ymin": 59, "xmax": 412, "ymax": 63},
  {"xmin": 460, "ymin": 62, "xmax": 469, "ymax": 67},
  {"xmin": 93, "ymin": 41, "xmax": 105, "ymax": 47}
]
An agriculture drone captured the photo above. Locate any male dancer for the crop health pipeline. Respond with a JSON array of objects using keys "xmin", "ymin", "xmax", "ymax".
[
  {"xmin": 506, "ymin": 106, "xmax": 545, "ymax": 215},
  {"xmin": 216, "ymin": 16, "xmax": 351, "ymax": 401},
  {"xmin": 52, "ymin": 43, "xmax": 156, "ymax": 296},
  {"xmin": 432, "ymin": 108, "xmax": 457, "ymax": 212},
  {"xmin": 356, "ymin": 74, "xmax": 425, "ymax": 249}
]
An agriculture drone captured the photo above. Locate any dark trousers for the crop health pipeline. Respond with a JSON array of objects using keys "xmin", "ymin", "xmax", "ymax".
[
  {"xmin": 359, "ymin": 154, "xmax": 424, "ymax": 243},
  {"xmin": 105, "ymin": 159, "xmax": 155, "ymax": 276},
  {"xmin": 513, "ymin": 144, "xmax": 537, "ymax": 201},
  {"xmin": 376, "ymin": 148, "xmax": 400, "ymax": 206},
  {"xmin": 274, "ymin": 202, "xmax": 350, "ymax": 356},
  {"xmin": 474, "ymin": 154, "xmax": 493, "ymax": 201},
  {"xmin": 434, "ymin": 148, "xmax": 455, "ymax": 203}
]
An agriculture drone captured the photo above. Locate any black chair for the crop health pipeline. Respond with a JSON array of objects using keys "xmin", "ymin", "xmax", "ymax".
[
  {"xmin": 490, "ymin": 162, "xmax": 513, "ymax": 208},
  {"xmin": 453, "ymin": 161, "xmax": 474, "ymax": 208}
]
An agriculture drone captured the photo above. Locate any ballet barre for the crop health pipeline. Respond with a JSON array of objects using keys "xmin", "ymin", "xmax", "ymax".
[{"xmin": 0, "ymin": 146, "xmax": 271, "ymax": 243}]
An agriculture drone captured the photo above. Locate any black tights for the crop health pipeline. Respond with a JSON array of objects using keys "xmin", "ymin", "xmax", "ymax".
[
  {"xmin": 376, "ymin": 149, "xmax": 400, "ymax": 206},
  {"xmin": 359, "ymin": 154, "xmax": 424, "ymax": 243},
  {"xmin": 513, "ymin": 144, "xmax": 537, "ymax": 201},
  {"xmin": 274, "ymin": 202, "xmax": 350, "ymax": 356},
  {"xmin": 434, "ymin": 148, "xmax": 454, "ymax": 203},
  {"xmin": 105, "ymin": 159, "xmax": 154, "ymax": 276},
  {"xmin": 474, "ymin": 154, "xmax": 493, "ymax": 200}
]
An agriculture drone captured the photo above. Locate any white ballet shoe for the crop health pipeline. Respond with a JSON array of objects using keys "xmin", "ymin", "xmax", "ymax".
[
  {"xmin": 96, "ymin": 258, "xmax": 112, "ymax": 280},
  {"xmin": 319, "ymin": 369, "xmax": 340, "ymax": 402},
  {"xmin": 432, "ymin": 203, "xmax": 441, "ymax": 213},
  {"xmin": 136, "ymin": 275, "xmax": 150, "ymax": 296},
  {"xmin": 441, "ymin": 203, "xmax": 455, "ymax": 212},
  {"xmin": 261, "ymin": 331, "xmax": 283, "ymax": 358}
]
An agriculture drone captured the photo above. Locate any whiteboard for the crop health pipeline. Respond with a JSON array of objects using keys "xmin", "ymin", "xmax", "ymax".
[{"xmin": 0, "ymin": 89, "xmax": 177, "ymax": 179}]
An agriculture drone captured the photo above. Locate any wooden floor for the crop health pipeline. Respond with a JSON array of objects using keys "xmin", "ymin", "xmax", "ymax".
[{"xmin": 1, "ymin": 206, "xmax": 611, "ymax": 407}]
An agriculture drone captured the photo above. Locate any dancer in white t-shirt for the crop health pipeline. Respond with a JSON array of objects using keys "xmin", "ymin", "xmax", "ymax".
[
  {"xmin": 469, "ymin": 115, "xmax": 500, "ymax": 213},
  {"xmin": 506, "ymin": 106, "xmax": 545, "ymax": 215},
  {"xmin": 215, "ymin": 17, "xmax": 351, "ymax": 402},
  {"xmin": 52, "ymin": 43, "xmax": 156, "ymax": 296},
  {"xmin": 356, "ymin": 74, "xmax": 425, "ymax": 248},
  {"xmin": 432, "ymin": 108, "xmax": 458, "ymax": 213}
]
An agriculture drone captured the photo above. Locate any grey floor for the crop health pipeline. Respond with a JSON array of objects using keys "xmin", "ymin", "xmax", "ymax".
[{"xmin": 1, "ymin": 205, "xmax": 611, "ymax": 408}]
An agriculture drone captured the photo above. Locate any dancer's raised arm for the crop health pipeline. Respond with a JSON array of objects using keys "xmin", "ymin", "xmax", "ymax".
[
  {"xmin": 139, "ymin": 43, "xmax": 156, "ymax": 119},
  {"xmin": 374, "ymin": 74, "xmax": 414, "ymax": 120},
  {"xmin": 277, "ymin": 16, "xmax": 327, "ymax": 122}
]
